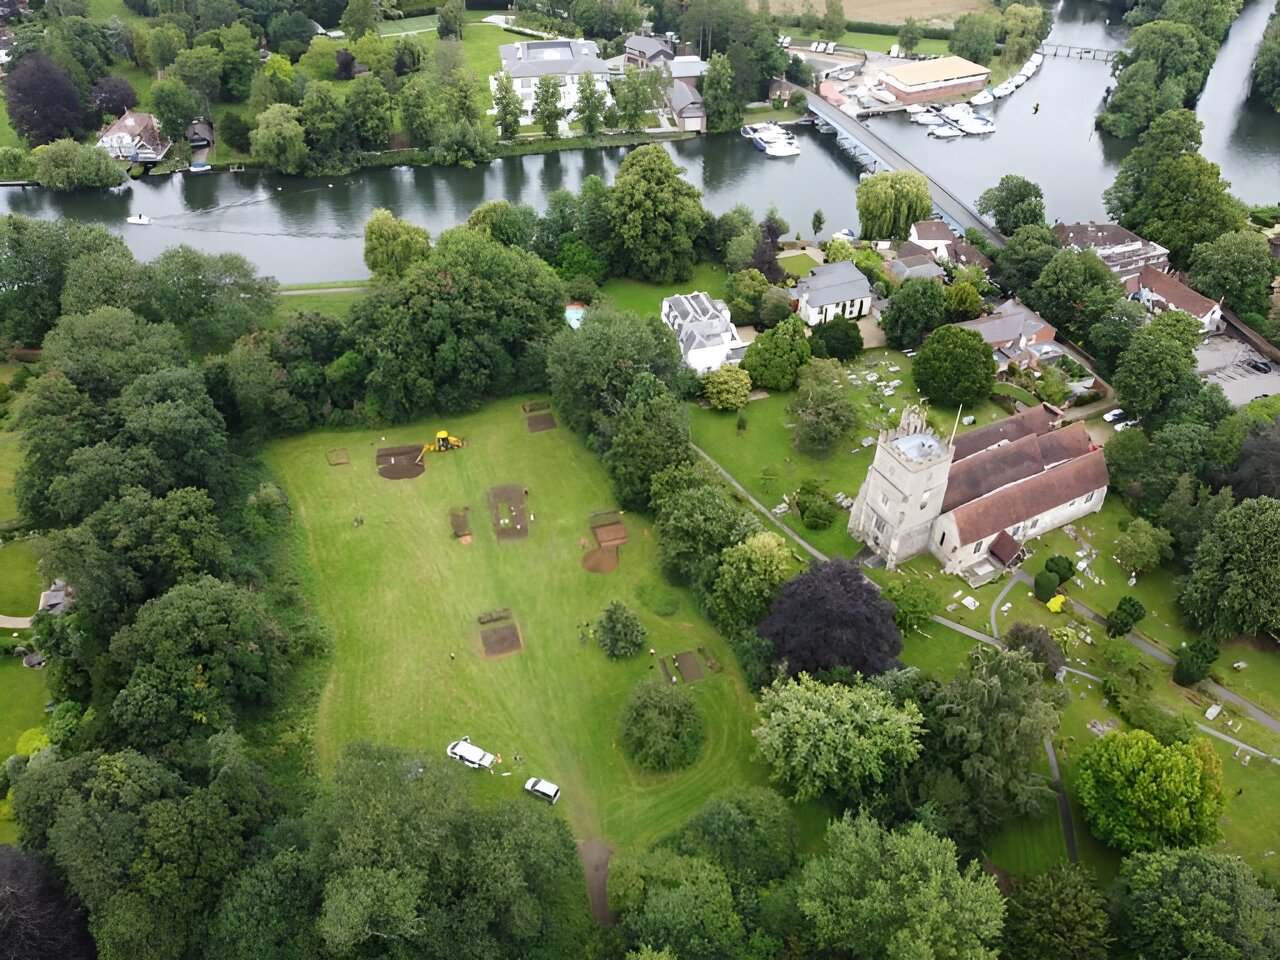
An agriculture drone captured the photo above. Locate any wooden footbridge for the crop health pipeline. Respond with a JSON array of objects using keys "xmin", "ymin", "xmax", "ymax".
[{"xmin": 1037, "ymin": 43, "xmax": 1121, "ymax": 62}]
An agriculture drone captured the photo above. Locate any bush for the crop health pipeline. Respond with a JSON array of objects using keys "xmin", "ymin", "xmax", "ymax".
[
  {"xmin": 618, "ymin": 678, "xmax": 705, "ymax": 771},
  {"xmin": 1173, "ymin": 638, "xmax": 1218, "ymax": 687},
  {"xmin": 1004, "ymin": 621, "xmax": 1066, "ymax": 679},
  {"xmin": 1044, "ymin": 554, "xmax": 1073, "ymax": 582},
  {"xmin": 565, "ymin": 273, "xmax": 600, "ymax": 304},
  {"xmin": 794, "ymin": 479, "xmax": 835, "ymax": 530},
  {"xmin": 597, "ymin": 601, "xmax": 646, "ymax": 658},
  {"xmin": 1118, "ymin": 696, "xmax": 1195, "ymax": 745},
  {"xmin": 220, "ymin": 112, "xmax": 252, "ymax": 153},
  {"xmin": 1107, "ymin": 596, "xmax": 1147, "ymax": 637},
  {"xmin": 881, "ymin": 578, "xmax": 938, "ymax": 633},
  {"xmin": 1033, "ymin": 570, "xmax": 1060, "ymax": 603},
  {"xmin": 703, "ymin": 366, "xmax": 752, "ymax": 410}
]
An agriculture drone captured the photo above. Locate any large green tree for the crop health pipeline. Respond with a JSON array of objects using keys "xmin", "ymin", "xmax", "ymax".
[
  {"xmin": 492, "ymin": 72, "xmax": 523, "ymax": 140},
  {"xmin": 250, "ymin": 103, "xmax": 308, "ymax": 174},
  {"xmin": 1111, "ymin": 309, "xmax": 1201, "ymax": 425},
  {"xmin": 607, "ymin": 145, "xmax": 707, "ymax": 283},
  {"xmin": 799, "ymin": 814, "xmax": 1005, "ymax": 959},
  {"xmin": 675, "ymin": 786, "xmax": 798, "ymax": 885},
  {"xmin": 741, "ymin": 315, "xmax": 811, "ymax": 390},
  {"xmin": 1180, "ymin": 496, "xmax": 1280, "ymax": 640},
  {"xmin": 1002, "ymin": 864, "xmax": 1111, "ymax": 960},
  {"xmin": 949, "ymin": 12, "xmax": 1000, "ymax": 64},
  {"xmin": 363, "ymin": 207, "xmax": 431, "ymax": 280},
  {"xmin": 914, "ymin": 325, "xmax": 996, "ymax": 408},
  {"xmin": 149, "ymin": 76, "xmax": 200, "ymax": 143},
  {"xmin": 1113, "ymin": 517, "xmax": 1174, "ymax": 574},
  {"xmin": 994, "ymin": 223, "xmax": 1059, "ymax": 293},
  {"xmin": 856, "ymin": 171, "xmax": 932, "ymax": 241},
  {"xmin": 1188, "ymin": 230, "xmax": 1276, "ymax": 320},
  {"xmin": 706, "ymin": 529, "xmax": 792, "ymax": 635},
  {"xmin": 703, "ymin": 51, "xmax": 741, "ymax": 133},
  {"xmin": 533, "ymin": 73, "xmax": 565, "ymax": 138},
  {"xmin": 881, "ymin": 277, "xmax": 945, "ymax": 349},
  {"xmin": 1077, "ymin": 730, "xmax": 1224, "ymax": 852},
  {"xmin": 788, "ymin": 358, "xmax": 857, "ymax": 453},
  {"xmin": 977, "ymin": 174, "xmax": 1045, "ymax": 235},
  {"xmin": 602, "ymin": 374, "xmax": 693, "ymax": 510},
  {"xmin": 575, "ymin": 71, "xmax": 607, "ymax": 135},
  {"xmin": 1023, "ymin": 248, "xmax": 1123, "ymax": 341}
]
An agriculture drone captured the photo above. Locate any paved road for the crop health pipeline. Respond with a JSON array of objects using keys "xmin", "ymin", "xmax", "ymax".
[
  {"xmin": 793, "ymin": 85, "xmax": 1004, "ymax": 248},
  {"xmin": 1041, "ymin": 737, "xmax": 1080, "ymax": 862}
]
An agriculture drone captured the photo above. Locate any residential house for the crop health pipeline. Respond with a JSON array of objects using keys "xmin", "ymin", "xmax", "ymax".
[
  {"xmin": 879, "ymin": 56, "xmax": 990, "ymax": 103},
  {"xmin": 1125, "ymin": 265, "xmax": 1224, "ymax": 334},
  {"xmin": 493, "ymin": 39, "xmax": 613, "ymax": 116},
  {"xmin": 908, "ymin": 220, "xmax": 956, "ymax": 257},
  {"xmin": 896, "ymin": 240, "xmax": 934, "ymax": 260},
  {"xmin": 849, "ymin": 405, "xmax": 1106, "ymax": 584},
  {"xmin": 185, "ymin": 117, "xmax": 214, "ymax": 149},
  {"xmin": 669, "ymin": 55, "xmax": 709, "ymax": 87},
  {"xmin": 624, "ymin": 35, "xmax": 673, "ymax": 69},
  {"xmin": 958, "ymin": 299, "xmax": 1057, "ymax": 371},
  {"xmin": 661, "ymin": 292, "xmax": 746, "ymax": 374},
  {"xmin": 942, "ymin": 238, "xmax": 994, "ymax": 276},
  {"xmin": 1053, "ymin": 222, "xmax": 1170, "ymax": 281},
  {"xmin": 887, "ymin": 254, "xmax": 946, "ymax": 283},
  {"xmin": 791, "ymin": 260, "xmax": 873, "ymax": 325},
  {"xmin": 96, "ymin": 110, "xmax": 170, "ymax": 162},
  {"xmin": 666, "ymin": 80, "xmax": 705, "ymax": 132}
]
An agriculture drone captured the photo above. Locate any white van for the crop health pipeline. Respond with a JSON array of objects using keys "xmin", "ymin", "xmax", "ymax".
[
  {"xmin": 524, "ymin": 777, "xmax": 561, "ymax": 804},
  {"xmin": 447, "ymin": 737, "xmax": 496, "ymax": 770}
]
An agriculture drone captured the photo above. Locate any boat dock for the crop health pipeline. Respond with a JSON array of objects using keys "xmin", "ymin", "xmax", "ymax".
[
  {"xmin": 1037, "ymin": 43, "xmax": 1120, "ymax": 62},
  {"xmin": 796, "ymin": 86, "xmax": 1004, "ymax": 247}
]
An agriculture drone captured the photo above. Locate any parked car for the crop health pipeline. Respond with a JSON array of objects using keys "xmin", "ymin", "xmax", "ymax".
[
  {"xmin": 1114, "ymin": 419, "xmax": 1140, "ymax": 432},
  {"xmin": 524, "ymin": 777, "xmax": 561, "ymax": 804},
  {"xmin": 1246, "ymin": 359, "xmax": 1272, "ymax": 374},
  {"xmin": 1102, "ymin": 408, "xmax": 1126, "ymax": 423},
  {"xmin": 447, "ymin": 737, "xmax": 495, "ymax": 770}
]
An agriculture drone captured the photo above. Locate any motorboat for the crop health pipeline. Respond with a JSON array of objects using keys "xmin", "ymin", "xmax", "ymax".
[
  {"xmin": 836, "ymin": 68, "xmax": 857, "ymax": 81},
  {"xmin": 929, "ymin": 126, "xmax": 963, "ymax": 139},
  {"xmin": 1019, "ymin": 60, "xmax": 1039, "ymax": 79},
  {"xmin": 1029, "ymin": 52, "xmax": 1044, "ymax": 66},
  {"xmin": 1011, "ymin": 73, "xmax": 1028, "ymax": 87},
  {"xmin": 125, "ymin": 214, "xmax": 151, "ymax": 225},
  {"xmin": 764, "ymin": 139, "xmax": 801, "ymax": 157},
  {"xmin": 741, "ymin": 123, "xmax": 763, "ymax": 137},
  {"xmin": 188, "ymin": 162, "xmax": 211, "ymax": 174},
  {"xmin": 912, "ymin": 113, "xmax": 945, "ymax": 125},
  {"xmin": 992, "ymin": 81, "xmax": 1016, "ymax": 98},
  {"xmin": 970, "ymin": 89, "xmax": 994, "ymax": 106},
  {"xmin": 870, "ymin": 87, "xmax": 896, "ymax": 104},
  {"xmin": 956, "ymin": 115, "xmax": 996, "ymax": 134},
  {"xmin": 904, "ymin": 103, "xmax": 926, "ymax": 114},
  {"xmin": 858, "ymin": 95, "xmax": 877, "ymax": 108}
]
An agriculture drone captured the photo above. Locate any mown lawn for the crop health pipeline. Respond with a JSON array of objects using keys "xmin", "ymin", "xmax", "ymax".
[
  {"xmin": 264, "ymin": 399, "xmax": 771, "ymax": 850},
  {"xmin": 780, "ymin": 250, "xmax": 820, "ymax": 276},
  {"xmin": 0, "ymin": 539, "xmax": 41, "ymax": 618},
  {"xmin": 0, "ymin": 97, "xmax": 23, "ymax": 151},
  {"xmin": 378, "ymin": 13, "xmax": 439, "ymax": 35},
  {"xmin": 0, "ymin": 659, "xmax": 46, "ymax": 845},
  {"xmin": 88, "ymin": 0, "xmax": 146, "ymax": 21},
  {"xmin": 787, "ymin": 31, "xmax": 950, "ymax": 56},
  {"xmin": 0, "ymin": 431, "xmax": 22, "ymax": 524},
  {"xmin": 274, "ymin": 290, "xmax": 367, "ymax": 324},
  {"xmin": 599, "ymin": 262, "xmax": 729, "ymax": 318},
  {"xmin": 899, "ymin": 620, "xmax": 978, "ymax": 680}
]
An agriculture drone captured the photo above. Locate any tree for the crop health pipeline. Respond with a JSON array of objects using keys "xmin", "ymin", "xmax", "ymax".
[
  {"xmin": 702, "ymin": 366, "xmax": 751, "ymax": 410},
  {"xmin": 810, "ymin": 314, "xmax": 863, "ymax": 362},
  {"xmin": 977, "ymin": 174, "xmax": 1045, "ymax": 235},
  {"xmin": 702, "ymin": 50, "xmax": 740, "ymax": 133},
  {"xmin": 1003, "ymin": 621, "xmax": 1066, "ymax": 678},
  {"xmin": 142, "ymin": 246, "xmax": 276, "ymax": 353},
  {"xmin": 32, "ymin": 139, "xmax": 124, "ymax": 191},
  {"xmin": 597, "ymin": 601, "xmax": 646, "ymax": 658},
  {"xmin": 800, "ymin": 814, "xmax": 1005, "ymax": 959},
  {"xmin": 1001, "ymin": 2, "xmax": 1049, "ymax": 64},
  {"xmin": 882, "ymin": 578, "xmax": 938, "ymax": 634},
  {"xmin": 0, "ymin": 847, "xmax": 96, "ymax": 960},
  {"xmin": 150, "ymin": 76, "xmax": 200, "ymax": 144},
  {"xmin": 787, "ymin": 358, "xmax": 857, "ymax": 453},
  {"xmin": 881, "ymin": 277, "xmax": 945, "ymax": 350},
  {"xmin": 339, "ymin": 0, "xmax": 377, "ymax": 38},
  {"xmin": 1099, "ymin": 22, "xmax": 1215, "ymax": 139},
  {"xmin": 742, "ymin": 315, "xmax": 811, "ymax": 390},
  {"xmin": 914, "ymin": 325, "xmax": 996, "ymax": 408},
  {"xmin": 363, "ymin": 207, "xmax": 430, "ymax": 279},
  {"xmin": 1112, "ymin": 310, "xmax": 1201, "ymax": 425},
  {"xmin": 652, "ymin": 465, "xmax": 761, "ymax": 598},
  {"xmin": 757, "ymin": 285, "xmax": 793, "ymax": 326},
  {"xmin": 1044, "ymin": 554, "xmax": 1074, "ymax": 582},
  {"xmin": 723, "ymin": 268, "xmax": 770, "ymax": 325},
  {"xmin": 1180, "ymin": 497, "xmax": 1280, "ymax": 640},
  {"xmin": 1111, "ymin": 848, "xmax": 1280, "ymax": 960},
  {"xmin": 607, "ymin": 145, "xmax": 706, "ymax": 283},
  {"xmin": 1107, "ymin": 596, "xmax": 1148, "ymax": 636},
  {"xmin": 1160, "ymin": 473, "xmax": 1234, "ymax": 556},
  {"xmin": 1173, "ymin": 635, "xmax": 1220, "ymax": 686},
  {"xmin": 437, "ymin": 0, "xmax": 464, "ymax": 39},
  {"xmin": 706, "ymin": 531, "xmax": 791, "ymax": 638},
  {"xmin": 1077, "ymin": 730, "xmax": 1223, "ymax": 852},
  {"xmin": 619, "ymin": 678, "xmax": 705, "ymax": 771},
  {"xmin": 898, "ymin": 16, "xmax": 923, "ymax": 53},
  {"xmin": 1088, "ymin": 299, "xmax": 1147, "ymax": 380},
  {"xmin": 3, "ymin": 52, "xmax": 86, "ymax": 145},
  {"xmin": 533, "ymin": 73, "xmax": 565, "ymax": 137},
  {"xmin": 250, "ymin": 103, "xmax": 308, "ymax": 174},
  {"xmin": 1188, "ymin": 230, "xmax": 1275, "ymax": 320},
  {"xmin": 754, "ymin": 674, "xmax": 924, "ymax": 803},
  {"xmin": 346, "ymin": 72, "xmax": 392, "ymax": 150},
  {"xmin": 995, "ymin": 223, "xmax": 1060, "ymax": 293},
  {"xmin": 856, "ymin": 170, "xmax": 932, "ymax": 240},
  {"xmin": 492, "ymin": 72, "xmax": 522, "ymax": 140},
  {"xmin": 943, "ymin": 280, "xmax": 983, "ymax": 323},
  {"xmin": 1002, "ymin": 863, "xmax": 1111, "ymax": 960},
  {"xmin": 675, "ymin": 787, "xmax": 797, "ymax": 885},
  {"xmin": 810, "ymin": 209, "xmax": 825, "ymax": 239},
  {"xmin": 90, "ymin": 75, "xmax": 138, "ymax": 117},
  {"xmin": 1114, "ymin": 517, "xmax": 1174, "ymax": 574},
  {"xmin": 1255, "ymin": 17, "xmax": 1280, "ymax": 110},
  {"xmin": 1023, "ymin": 248, "xmax": 1123, "ymax": 341},
  {"xmin": 821, "ymin": 0, "xmax": 845, "ymax": 41},
  {"xmin": 602, "ymin": 375, "xmax": 693, "ymax": 510},
  {"xmin": 218, "ymin": 23, "xmax": 259, "ymax": 102},
  {"xmin": 171, "ymin": 45, "xmax": 223, "ymax": 110},
  {"xmin": 575, "ymin": 71, "xmax": 606, "ymax": 135},
  {"xmin": 1033, "ymin": 569, "xmax": 1061, "ymax": 602},
  {"xmin": 613, "ymin": 67, "xmax": 655, "ymax": 131},
  {"xmin": 760, "ymin": 559, "xmax": 903, "ymax": 677},
  {"xmin": 950, "ymin": 12, "xmax": 1000, "ymax": 65}
]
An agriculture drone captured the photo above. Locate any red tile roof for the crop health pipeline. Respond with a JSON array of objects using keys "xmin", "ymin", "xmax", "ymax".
[
  {"xmin": 912, "ymin": 219, "xmax": 956, "ymax": 242},
  {"xmin": 989, "ymin": 530, "xmax": 1021, "ymax": 566},
  {"xmin": 1127, "ymin": 265, "xmax": 1218, "ymax": 320},
  {"xmin": 951, "ymin": 450, "xmax": 1109, "ymax": 545},
  {"xmin": 951, "ymin": 404, "xmax": 1054, "ymax": 462},
  {"xmin": 940, "ymin": 422, "xmax": 1095, "ymax": 514}
]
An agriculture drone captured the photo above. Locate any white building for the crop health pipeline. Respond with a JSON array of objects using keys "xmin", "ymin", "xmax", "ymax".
[
  {"xmin": 908, "ymin": 220, "xmax": 956, "ymax": 258},
  {"xmin": 791, "ymin": 260, "xmax": 873, "ymax": 325},
  {"xmin": 848, "ymin": 405, "xmax": 1108, "ymax": 584},
  {"xmin": 96, "ymin": 110, "xmax": 170, "ymax": 162},
  {"xmin": 1053, "ymin": 222, "xmax": 1170, "ymax": 282},
  {"xmin": 661, "ymin": 292, "xmax": 746, "ymax": 374},
  {"xmin": 493, "ymin": 39, "xmax": 613, "ymax": 116}
]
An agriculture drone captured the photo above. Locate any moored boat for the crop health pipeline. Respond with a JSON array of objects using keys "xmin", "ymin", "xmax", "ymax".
[
  {"xmin": 970, "ymin": 89, "xmax": 994, "ymax": 106},
  {"xmin": 929, "ymin": 126, "xmax": 963, "ymax": 139},
  {"xmin": 125, "ymin": 214, "xmax": 151, "ymax": 225}
]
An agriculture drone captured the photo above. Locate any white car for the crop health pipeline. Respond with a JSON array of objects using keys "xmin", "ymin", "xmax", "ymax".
[
  {"xmin": 1102, "ymin": 408, "xmax": 1126, "ymax": 423},
  {"xmin": 447, "ymin": 737, "xmax": 495, "ymax": 770},
  {"xmin": 524, "ymin": 777, "xmax": 561, "ymax": 804},
  {"xmin": 1114, "ymin": 419, "xmax": 1140, "ymax": 432}
]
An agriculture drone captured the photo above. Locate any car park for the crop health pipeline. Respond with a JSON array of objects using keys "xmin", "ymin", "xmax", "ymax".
[
  {"xmin": 1102, "ymin": 408, "xmax": 1126, "ymax": 423},
  {"xmin": 524, "ymin": 777, "xmax": 561, "ymax": 804},
  {"xmin": 447, "ymin": 737, "xmax": 496, "ymax": 770}
]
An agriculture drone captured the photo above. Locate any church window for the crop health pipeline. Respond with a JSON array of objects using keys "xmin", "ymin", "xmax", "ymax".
[
  {"xmin": 973, "ymin": 541, "xmax": 983, "ymax": 554},
  {"xmin": 881, "ymin": 493, "xmax": 889, "ymax": 507},
  {"xmin": 1084, "ymin": 491, "xmax": 1095, "ymax": 502},
  {"xmin": 939, "ymin": 530, "xmax": 945, "ymax": 545},
  {"xmin": 873, "ymin": 515, "xmax": 887, "ymax": 534}
]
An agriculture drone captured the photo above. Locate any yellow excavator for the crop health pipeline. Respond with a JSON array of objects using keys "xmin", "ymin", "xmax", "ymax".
[{"xmin": 415, "ymin": 430, "xmax": 464, "ymax": 463}]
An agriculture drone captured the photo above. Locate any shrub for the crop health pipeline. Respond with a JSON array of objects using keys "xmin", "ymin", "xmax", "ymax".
[
  {"xmin": 1173, "ymin": 637, "xmax": 1218, "ymax": 687},
  {"xmin": 597, "ymin": 601, "xmax": 646, "ymax": 658},
  {"xmin": 221, "ymin": 112, "xmax": 252, "ymax": 153},
  {"xmin": 618, "ymin": 678, "xmax": 705, "ymax": 771},
  {"xmin": 1107, "ymin": 596, "xmax": 1147, "ymax": 637},
  {"xmin": 703, "ymin": 366, "xmax": 752, "ymax": 410},
  {"xmin": 565, "ymin": 274, "xmax": 600, "ymax": 304},
  {"xmin": 882, "ymin": 579, "xmax": 938, "ymax": 633},
  {"xmin": 1004, "ymin": 621, "xmax": 1066, "ymax": 679},
  {"xmin": 1033, "ymin": 570, "xmax": 1060, "ymax": 603},
  {"xmin": 1043, "ymin": 554, "xmax": 1073, "ymax": 582},
  {"xmin": 794, "ymin": 479, "xmax": 836, "ymax": 530}
]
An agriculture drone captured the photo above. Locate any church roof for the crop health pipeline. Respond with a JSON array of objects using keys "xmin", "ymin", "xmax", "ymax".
[
  {"xmin": 950, "ymin": 450, "xmax": 1109, "ymax": 545},
  {"xmin": 989, "ymin": 530, "xmax": 1021, "ymax": 566},
  {"xmin": 941, "ymin": 422, "xmax": 1094, "ymax": 513},
  {"xmin": 951, "ymin": 403, "xmax": 1054, "ymax": 461}
]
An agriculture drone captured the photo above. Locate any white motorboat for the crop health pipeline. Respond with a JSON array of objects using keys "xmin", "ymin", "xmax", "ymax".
[
  {"xmin": 956, "ymin": 116, "xmax": 996, "ymax": 135},
  {"xmin": 870, "ymin": 87, "xmax": 896, "ymax": 104},
  {"xmin": 1011, "ymin": 73, "xmax": 1028, "ymax": 87},
  {"xmin": 1029, "ymin": 52, "xmax": 1044, "ymax": 66},
  {"xmin": 904, "ymin": 103, "xmax": 926, "ymax": 114},
  {"xmin": 836, "ymin": 68, "xmax": 857, "ymax": 81},
  {"xmin": 929, "ymin": 126, "xmax": 964, "ymax": 139},
  {"xmin": 125, "ymin": 214, "xmax": 151, "ymax": 225},
  {"xmin": 1019, "ymin": 60, "xmax": 1039, "ymax": 79},
  {"xmin": 858, "ymin": 95, "xmax": 877, "ymax": 108},
  {"xmin": 970, "ymin": 89, "xmax": 994, "ymax": 106},
  {"xmin": 764, "ymin": 139, "xmax": 801, "ymax": 157},
  {"xmin": 912, "ymin": 113, "xmax": 945, "ymax": 125},
  {"xmin": 993, "ymin": 81, "xmax": 1016, "ymax": 98}
]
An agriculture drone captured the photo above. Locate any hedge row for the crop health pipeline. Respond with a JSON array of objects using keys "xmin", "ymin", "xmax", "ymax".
[{"xmin": 777, "ymin": 14, "xmax": 954, "ymax": 40}]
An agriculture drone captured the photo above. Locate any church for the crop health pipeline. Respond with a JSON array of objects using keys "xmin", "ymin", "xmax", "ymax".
[{"xmin": 848, "ymin": 405, "xmax": 1110, "ymax": 585}]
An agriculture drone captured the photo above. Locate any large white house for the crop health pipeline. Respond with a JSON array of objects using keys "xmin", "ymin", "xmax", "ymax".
[
  {"xmin": 96, "ymin": 110, "xmax": 170, "ymax": 162},
  {"xmin": 848, "ymin": 405, "xmax": 1108, "ymax": 584},
  {"xmin": 791, "ymin": 260, "xmax": 873, "ymax": 325},
  {"xmin": 492, "ymin": 39, "xmax": 613, "ymax": 116},
  {"xmin": 661, "ymin": 292, "xmax": 746, "ymax": 374}
]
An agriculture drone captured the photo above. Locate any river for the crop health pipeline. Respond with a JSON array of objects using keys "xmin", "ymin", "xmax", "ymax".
[
  {"xmin": 868, "ymin": 0, "xmax": 1280, "ymax": 223},
  {"xmin": 1, "ymin": 0, "xmax": 1276, "ymax": 280}
]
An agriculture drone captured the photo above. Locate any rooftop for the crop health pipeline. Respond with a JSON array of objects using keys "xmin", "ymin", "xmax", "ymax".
[
  {"xmin": 911, "ymin": 220, "xmax": 955, "ymax": 242},
  {"xmin": 499, "ymin": 39, "xmax": 610, "ymax": 78},
  {"xmin": 795, "ymin": 259, "xmax": 873, "ymax": 306},
  {"xmin": 958, "ymin": 300, "xmax": 1053, "ymax": 345},
  {"xmin": 624, "ymin": 35, "xmax": 672, "ymax": 58},
  {"xmin": 1126, "ymin": 265, "xmax": 1219, "ymax": 319},
  {"xmin": 951, "ymin": 449, "xmax": 1108, "ymax": 545},
  {"xmin": 892, "ymin": 433, "xmax": 944, "ymax": 461},
  {"xmin": 882, "ymin": 56, "xmax": 989, "ymax": 87},
  {"xmin": 951, "ymin": 403, "xmax": 1055, "ymax": 462},
  {"xmin": 663, "ymin": 292, "xmax": 741, "ymax": 354}
]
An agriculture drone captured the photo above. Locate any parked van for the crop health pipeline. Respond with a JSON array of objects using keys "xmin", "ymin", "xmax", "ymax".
[
  {"xmin": 524, "ymin": 777, "xmax": 561, "ymax": 804},
  {"xmin": 447, "ymin": 737, "xmax": 496, "ymax": 770}
]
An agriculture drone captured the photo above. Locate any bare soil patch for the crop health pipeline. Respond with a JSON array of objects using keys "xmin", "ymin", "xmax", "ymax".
[
  {"xmin": 326, "ymin": 447, "xmax": 350, "ymax": 466},
  {"xmin": 592, "ymin": 522, "xmax": 628, "ymax": 548},
  {"xmin": 481, "ymin": 623, "xmax": 522, "ymax": 658},
  {"xmin": 581, "ymin": 546, "xmax": 619, "ymax": 573},
  {"xmin": 577, "ymin": 839, "xmax": 617, "ymax": 925},
  {"xmin": 674, "ymin": 650, "xmax": 704, "ymax": 683},
  {"xmin": 526, "ymin": 412, "xmax": 558, "ymax": 433},
  {"xmin": 376, "ymin": 445, "xmax": 425, "ymax": 480},
  {"xmin": 449, "ymin": 507, "xmax": 471, "ymax": 538},
  {"xmin": 487, "ymin": 484, "xmax": 528, "ymax": 539},
  {"xmin": 522, "ymin": 400, "xmax": 551, "ymax": 413}
]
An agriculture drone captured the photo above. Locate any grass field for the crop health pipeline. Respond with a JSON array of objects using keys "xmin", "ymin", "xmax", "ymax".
[
  {"xmin": 0, "ymin": 540, "xmax": 41, "ymax": 617},
  {"xmin": 274, "ymin": 290, "xmax": 367, "ymax": 323},
  {"xmin": 786, "ymin": 30, "xmax": 951, "ymax": 55},
  {"xmin": 780, "ymin": 250, "xmax": 820, "ymax": 276},
  {"xmin": 599, "ymin": 263, "xmax": 730, "ymax": 318},
  {"xmin": 898, "ymin": 620, "xmax": 977, "ymax": 680},
  {"xmin": 264, "ymin": 400, "xmax": 773, "ymax": 850},
  {"xmin": 0, "ymin": 659, "xmax": 46, "ymax": 845},
  {"xmin": 0, "ymin": 431, "xmax": 22, "ymax": 524},
  {"xmin": 378, "ymin": 13, "xmax": 439, "ymax": 35},
  {"xmin": 0, "ymin": 98, "xmax": 23, "ymax": 151}
]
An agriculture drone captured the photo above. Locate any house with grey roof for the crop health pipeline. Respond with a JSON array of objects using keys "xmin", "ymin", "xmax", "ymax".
[
  {"xmin": 958, "ymin": 299, "xmax": 1058, "ymax": 371},
  {"xmin": 492, "ymin": 39, "xmax": 613, "ymax": 117},
  {"xmin": 666, "ymin": 80, "xmax": 705, "ymax": 132},
  {"xmin": 792, "ymin": 260, "xmax": 873, "ymax": 326},
  {"xmin": 624, "ymin": 35, "xmax": 673, "ymax": 69},
  {"xmin": 669, "ymin": 55, "xmax": 710, "ymax": 85},
  {"xmin": 661, "ymin": 292, "xmax": 746, "ymax": 373},
  {"xmin": 886, "ymin": 254, "xmax": 946, "ymax": 284}
]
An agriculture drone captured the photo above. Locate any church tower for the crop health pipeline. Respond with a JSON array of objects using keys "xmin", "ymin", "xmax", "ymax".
[{"xmin": 848, "ymin": 406, "xmax": 954, "ymax": 569}]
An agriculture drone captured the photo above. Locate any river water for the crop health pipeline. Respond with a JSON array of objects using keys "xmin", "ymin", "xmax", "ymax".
[{"xmin": 0, "ymin": 0, "xmax": 1275, "ymax": 281}]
